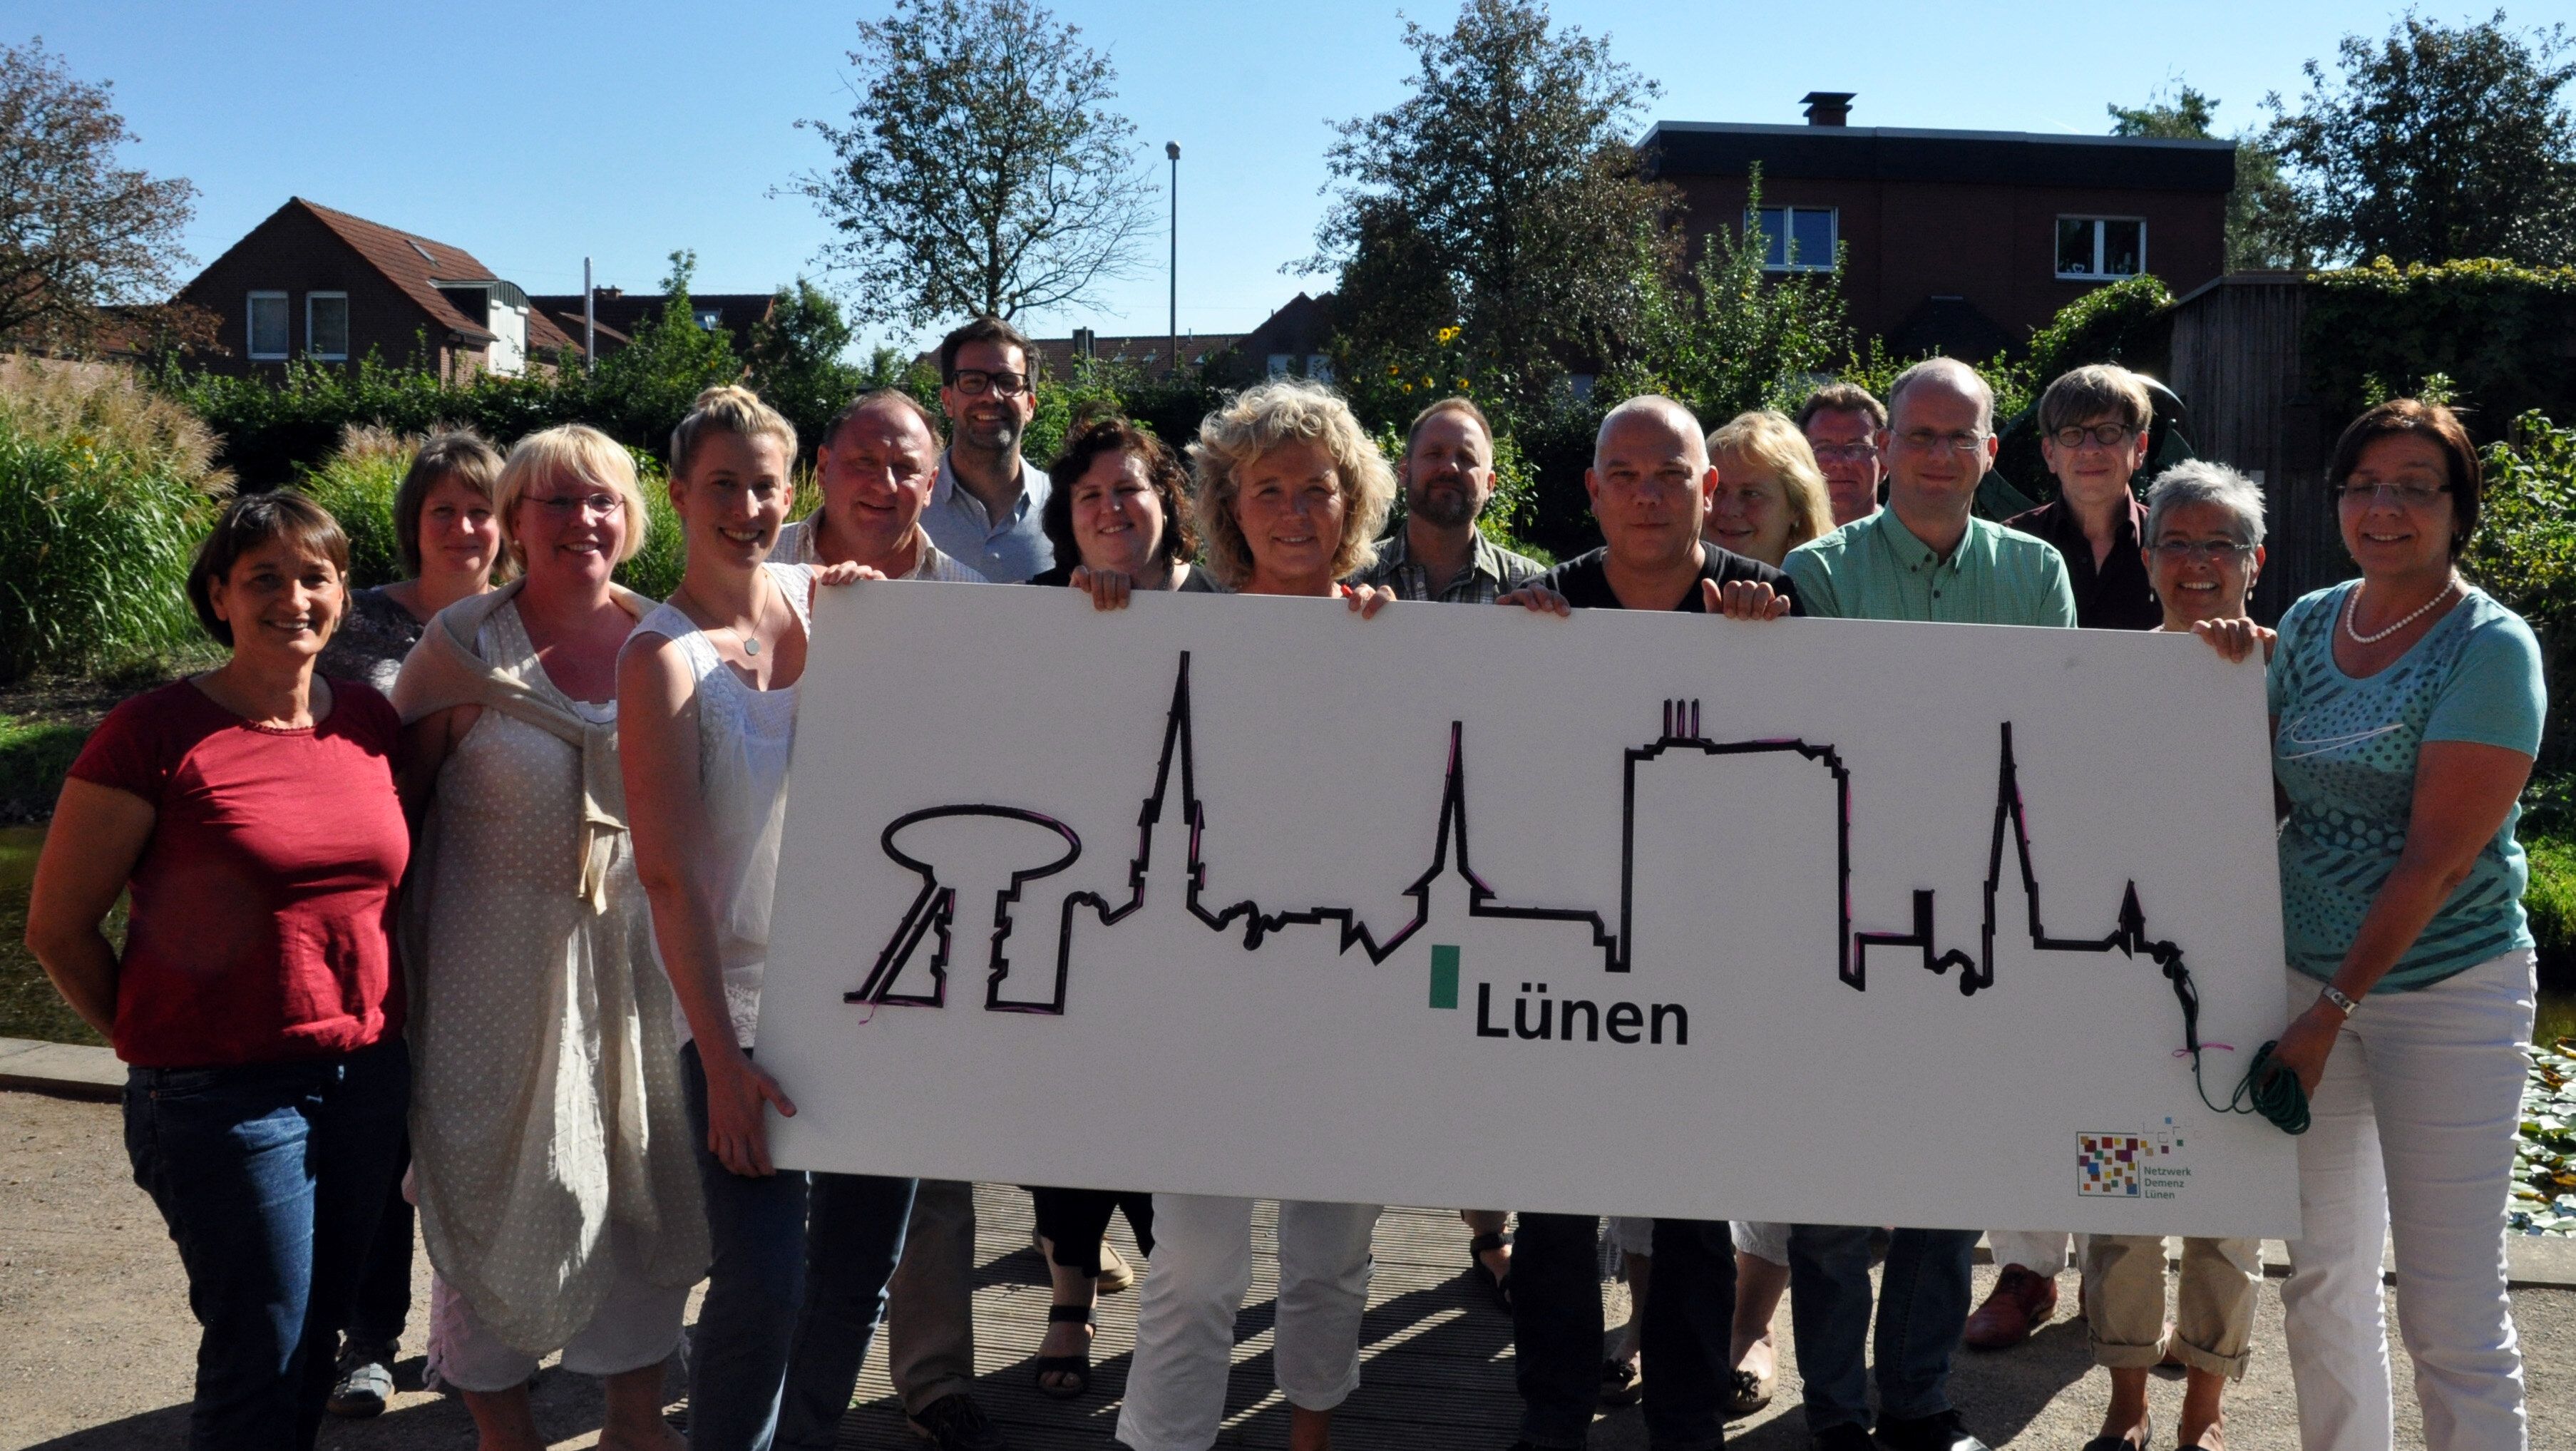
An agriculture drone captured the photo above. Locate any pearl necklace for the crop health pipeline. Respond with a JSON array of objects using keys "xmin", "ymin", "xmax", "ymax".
[{"xmin": 2343, "ymin": 576, "xmax": 2457, "ymax": 646}]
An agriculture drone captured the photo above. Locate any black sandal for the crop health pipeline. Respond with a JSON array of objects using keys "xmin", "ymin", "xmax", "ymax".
[
  {"xmin": 1468, "ymin": 1229, "xmax": 1513, "ymax": 1313},
  {"xmin": 1034, "ymin": 1303, "xmax": 1094, "ymax": 1399}
]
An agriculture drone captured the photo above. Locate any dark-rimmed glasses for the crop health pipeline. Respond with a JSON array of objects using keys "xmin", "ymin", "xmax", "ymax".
[{"xmin": 948, "ymin": 369, "xmax": 1030, "ymax": 398}]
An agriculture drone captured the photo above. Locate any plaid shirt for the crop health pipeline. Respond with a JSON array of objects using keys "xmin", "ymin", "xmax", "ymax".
[{"xmin": 1355, "ymin": 527, "xmax": 1546, "ymax": 603}]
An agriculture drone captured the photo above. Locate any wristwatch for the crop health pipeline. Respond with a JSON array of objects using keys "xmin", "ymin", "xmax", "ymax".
[{"xmin": 2320, "ymin": 984, "xmax": 2360, "ymax": 1015}]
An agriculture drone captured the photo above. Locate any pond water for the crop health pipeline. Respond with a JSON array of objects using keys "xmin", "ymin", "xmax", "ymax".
[{"xmin": 0, "ymin": 819, "xmax": 2570, "ymax": 1051}]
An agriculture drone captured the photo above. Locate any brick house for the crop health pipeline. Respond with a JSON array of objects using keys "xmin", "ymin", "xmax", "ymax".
[
  {"xmin": 1645, "ymin": 93, "xmax": 2235, "ymax": 359},
  {"xmin": 176, "ymin": 198, "xmax": 575, "ymax": 377}
]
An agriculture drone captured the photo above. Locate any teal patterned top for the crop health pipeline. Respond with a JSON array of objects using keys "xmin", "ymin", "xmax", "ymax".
[{"xmin": 2269, "ymin": 580, "xmax": 2546, "ymax": 990}]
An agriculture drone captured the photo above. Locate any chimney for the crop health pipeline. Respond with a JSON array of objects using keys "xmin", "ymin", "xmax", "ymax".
[{"xmin": 1802, "ymin": 91, "xmax": 1855, "ymax": 127}]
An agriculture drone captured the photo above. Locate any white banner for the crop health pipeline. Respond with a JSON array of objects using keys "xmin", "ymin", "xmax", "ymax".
[{"xmin": 761, "ymin": 582, "xmax": 2300, "ymax": 1236}]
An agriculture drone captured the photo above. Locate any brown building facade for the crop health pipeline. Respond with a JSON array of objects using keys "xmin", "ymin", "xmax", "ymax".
[
  {"xmin": 1645, "ymin": 103, "xmax": 2234, "ymax": 359},
  {"xmin": 176, "ymin": 198, "xmax": 572, "ymax": 378}
]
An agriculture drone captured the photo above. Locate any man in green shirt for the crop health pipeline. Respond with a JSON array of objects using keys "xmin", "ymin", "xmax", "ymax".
[
  {"xmin": 1784, "ymin": 358, "xmax": 2076, "ymax": 627},
  {"xmin": 1765, "ymin": 357, "xmax": 2071, "ymax": 1451}
]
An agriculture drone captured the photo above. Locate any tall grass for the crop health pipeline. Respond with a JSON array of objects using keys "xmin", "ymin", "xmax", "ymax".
[
  {"xmin": 0, "ymin": 420, "xmax": 218, "ymax": 681},
  {"xmin": 0, "ymin": 355, "xmax": 231, "ymax": 493},
  {"xmin": 295, "ymin": 426, "xmax": 416, "ymax": 589}
]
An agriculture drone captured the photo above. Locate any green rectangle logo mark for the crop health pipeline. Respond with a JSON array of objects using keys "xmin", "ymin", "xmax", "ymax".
[{"xmin": 1429, "ymin": 945, "xmax": 1460, "ymax": 1010}]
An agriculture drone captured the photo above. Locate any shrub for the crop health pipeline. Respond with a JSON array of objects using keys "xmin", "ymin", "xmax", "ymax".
[
  {"xmin": 2526, "ymin": 832, "xmax": 2576, "ymax": 995},
  {"xmin": 0, "ymin": 417, "xmax": 219, "ymax": 682},
  {"xmin": 294, "ymin": 426, "xmax": 416, "ymax": 590},
  {"xmin": 615, "ymin": 453, "xmax": 686, "ymax": 603},
  {"xmin": 2467, "ymin": 412, "xmax": 2576, "ymax": 764},
  {"xmin": 2304, "ymin": 258, "xmax": 2576, "ymax": 435}
]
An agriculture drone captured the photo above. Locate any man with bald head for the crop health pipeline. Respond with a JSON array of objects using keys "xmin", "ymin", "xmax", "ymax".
[
  {"xmin": 1509, "ymin": 394, "xmax": 1796, "ymax": 615},
  {"xmin": 1490, "ymin": 396, "xmax": 1786, "ymax": 1451},
  {"xmin": 1758, "ymin": 357, "xmax": 2068, "ymax": 1451},
  {"xmin": 771, "ymin": 389, "xmax": 989, "ymax": 583}
]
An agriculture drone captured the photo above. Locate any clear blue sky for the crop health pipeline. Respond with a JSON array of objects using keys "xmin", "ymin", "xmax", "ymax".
[{"xmin": 17, "ymin": 0, "xmax": 2485, "ymax": 354}]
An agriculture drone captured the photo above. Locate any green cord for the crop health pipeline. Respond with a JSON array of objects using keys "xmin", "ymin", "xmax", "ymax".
[{"xmin": 2191, "ymin": 1037, "xmax": 2311, "ymax": 1135}]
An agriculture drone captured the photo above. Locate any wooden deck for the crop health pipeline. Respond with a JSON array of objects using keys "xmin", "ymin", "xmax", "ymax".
[{"xmin": 821, "ymin": 1186, "xmax": 1624, "ymax": 1450}]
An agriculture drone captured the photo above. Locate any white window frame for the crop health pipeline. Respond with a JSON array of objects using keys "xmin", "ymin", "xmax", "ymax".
[
  {"xmin": 304, "ymin": 292, "xmax": 349, "ymax": 361},
  {"xmin": 1750, "ymin": 205, "xmax": 1838, "ymax": 273},
  {"xmin": 246, "ymin": 291, "xmax": 289, "ymax": 360},
  {"xmin": 2055, "ymin": 216, "xmax": 2148, "ymax": 282}
]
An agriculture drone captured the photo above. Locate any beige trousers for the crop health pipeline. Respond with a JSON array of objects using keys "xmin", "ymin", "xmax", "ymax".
[
  {"xmin": 2082, "ymin": 1233, "xmax": 2262, "ymax": 1378},
  {"xmin": 886, "ymin": 1178, "xmax": 977, "ymax": 1414}
]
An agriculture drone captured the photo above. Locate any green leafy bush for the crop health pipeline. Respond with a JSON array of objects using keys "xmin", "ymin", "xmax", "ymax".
[
  {"xmin": 2466, "ymin": 412, "xmax": 2576, "ymax": 766},
  {"xmin": 615, "ymin": 453, "xmax": 686, "ymax": 603},
  {"xmin": 2304, "ymin": 259, "xmax": 2576, "ymax": 434}
]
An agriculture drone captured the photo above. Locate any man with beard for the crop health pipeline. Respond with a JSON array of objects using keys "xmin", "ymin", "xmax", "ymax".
[
  {"xmin": 924, "ymin": 316, "xmax": 1054, "ymax": 583},
  {"xmin": 1351, "ymin": 396, "xmax": 1541, "ymax": 1348},
  {"xmin": 1353, "ymin": 396, "xmax": 1546, "ymax": 602}
]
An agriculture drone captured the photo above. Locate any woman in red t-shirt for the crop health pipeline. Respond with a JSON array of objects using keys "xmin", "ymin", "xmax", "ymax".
[{"xmin": 27, "ymin": 491, "xmax": 412, "ymax": 1451}]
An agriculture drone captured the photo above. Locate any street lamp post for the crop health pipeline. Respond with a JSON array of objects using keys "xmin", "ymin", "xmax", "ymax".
[{"xmin": 1166, "ymin": 141, "xmax": 1180, "ymax": 379}]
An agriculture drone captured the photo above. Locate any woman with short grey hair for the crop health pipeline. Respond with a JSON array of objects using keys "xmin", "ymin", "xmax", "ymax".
[{"xmin": 2074, "ymin": 459, "xmax": 2273, "ymax": 1451}]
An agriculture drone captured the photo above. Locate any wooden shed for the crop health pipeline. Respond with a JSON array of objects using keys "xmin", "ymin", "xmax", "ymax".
[{"xmin": 2161, "ymin": 273, "xmax": 2340, "ymax": 622}]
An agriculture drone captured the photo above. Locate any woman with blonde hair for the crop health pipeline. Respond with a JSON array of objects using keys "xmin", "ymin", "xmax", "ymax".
[
  {"xmin": 1703, "ymin": 410, "xmax": 1833, "ymax": 568},
  {"xmin": 1117, "ymin": 378, "xmax": 1394, "ymax": 1451},
  {"xmin": 395, "ymin": 423, "xmax": 704, "ymax": 1451},
  {"xmin": 617, "ymin": 387, "xmax": 892, "ymax": 1451}
]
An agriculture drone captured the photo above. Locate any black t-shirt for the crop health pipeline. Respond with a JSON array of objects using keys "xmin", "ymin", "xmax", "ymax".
[{"xmin": 1531, "ymin": 545, "xmax": 1801, "ymax": 614}]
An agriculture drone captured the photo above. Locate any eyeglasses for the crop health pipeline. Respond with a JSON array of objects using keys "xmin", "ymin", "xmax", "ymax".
[
  {"xmin": 1810, "ymin": 443, "xmax": 1877, "ymax": 463},
  {"xmin": 2051, "ymin": 423, "xmax": 2138, "ymax": 449},
  {"xmin": 1895, "ymin": 429, "xmax": 1989, "ymax": 454},
  {"xmin": 523, "ymin": 493, "xmax": 624, "ymax": 519},
  {"xmin": 948, "ymin": 369, "xmax": 1030, "ymax": 397},
  {"xmin": 2336, "ymin": 481, "xmax": 2451, "ymax": 506},
  {"xmin": 2152, "ymin": 539, "xmax": 2254, "ymax": 563}
]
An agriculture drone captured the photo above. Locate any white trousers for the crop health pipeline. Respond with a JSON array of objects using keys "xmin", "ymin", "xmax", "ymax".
[
  {"xmin": 1988, "ymin": 1230, "xmax": 2075, "ymax": 1276},
  {"xmin": 1116, "ymin": 1194, "xmax": 1382, "ymax": 1451},
  {"xmin": 2282, "ymin": 950, "xmax": 2533, "ymax": 1451}
]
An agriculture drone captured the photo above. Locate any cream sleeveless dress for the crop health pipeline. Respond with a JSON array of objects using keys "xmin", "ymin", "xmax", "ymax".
[
  {"xmin": 632, "ymin": 561, "xmax": 813, "ymax": 1050},
  {"xmin": 406, "ymin": 598, "xmax": 707, "ymax": 1356}
]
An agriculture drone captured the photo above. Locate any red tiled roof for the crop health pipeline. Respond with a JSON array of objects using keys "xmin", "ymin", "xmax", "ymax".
[{"xmin": 292, "ymin": 198, "xmax": 498, "ymax": 342}]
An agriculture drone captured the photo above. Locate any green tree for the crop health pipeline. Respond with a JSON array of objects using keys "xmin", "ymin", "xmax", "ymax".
[
  {"xmin": 1310, "ymin": 0, "xmax": 1676, "ymax": 405},
  {"xmin": 1614, "ymin": 168, "xmax": 1854, "ymax": 424},
  {"xmin": 592, "ymin": 250, "xmax": 744, "ymax": 430},
  {"xmin": 2264, "ymin": 11, "xmax": 2576, "ymax": 266},
  {"xmin": 746, "ymin": 280, "xmax": 863, "ymax": 452},
  {"xmin": 2108, "ymin": 83, "xmax": 2306, "ymax": 270},
  {"xmin": 0, "ymin": 39, "xmax": 202, "ymax": 354},
  {"xmin": 787, "ymin": 0, "xmax": 1151, "ymax": 329}
]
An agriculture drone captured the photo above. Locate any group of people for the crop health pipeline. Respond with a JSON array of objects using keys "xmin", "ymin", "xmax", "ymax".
[{"xmin": 20, "ymin": 312, "xmax": 2545, "ymax": 1451}]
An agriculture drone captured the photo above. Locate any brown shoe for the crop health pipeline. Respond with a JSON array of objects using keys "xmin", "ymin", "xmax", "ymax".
[{"xmin": 1961, "ymin": 1264, "xmax": 2058, "ymax": 1350}]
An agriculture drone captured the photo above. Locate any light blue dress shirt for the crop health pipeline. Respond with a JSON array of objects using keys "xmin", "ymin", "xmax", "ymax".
[{"xmin": 921, "ymin": 453, "xmax": 1053, "ymax": 583}]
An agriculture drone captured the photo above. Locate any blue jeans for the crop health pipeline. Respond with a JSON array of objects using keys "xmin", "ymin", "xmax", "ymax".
[
  {"xmin": 679, "ymin": 1043, "xmax": 917, "ymax": 1451},
  {"xmin": 122, "ymin": 1038, "xmax": 410, "ymax": 1451},
  {"xmin": 1787, "ymin": 1224, "xmax": 1977, "ymax": 1433},
  {"xmin": 1509, "ymin": 1214, "xmax": 1736, "ymax": 1450}
]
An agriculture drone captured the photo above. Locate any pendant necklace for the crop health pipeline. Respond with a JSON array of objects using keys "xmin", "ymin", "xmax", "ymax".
[{"xmin": 2343, "ymin": 576, "xmax": 2456, "ymax": 646}]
